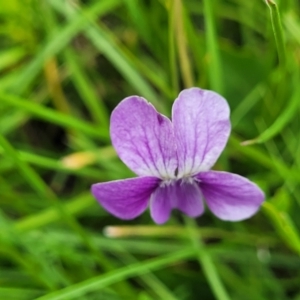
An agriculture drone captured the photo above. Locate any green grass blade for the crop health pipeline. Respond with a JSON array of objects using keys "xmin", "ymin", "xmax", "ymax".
[
  {"xmin": 35, "ymin": 248, "xmax": 195, "ymax": 300},
  {"xmin": 0, "ymin": 134, "xmax": 56, "ymax": 200},
  {"xmin": 229, "ymin": 135, "xmax": 300, "ymax": 183},
  {"xmin": 203, "ymin": 0, "xmax": 223, "ymax": 93},
  {"xmin": 0, "ymin": 93, "xmax": 108, "ymax": 140},
  {"xmin": 0, "ymin": 245, "xmax": 53, "ymax": 290},
  {"xmin": 0, "ymin": 134, "xmax": 119, "ymax": 280},
  {"xmin": 263, "ymin": 202, "xmax": 300, "ymax": 255},
  {"xmin": 242, "ymin": 86, "xmax": 300, "ymax": 145},
  {"xmin": 285, "ymin": 12, "xmax": 300, "ymax": 45},
  {"xmin": 64, "ymin": 48, "xmax": 109, "ymax": 127},
  {"xmin": 0, "ymin": 287, "xmax": 43, "ymax": 300},
  {"xmin": 112, "ymin": 247, "xmax": 179, "ymax": 300},
  {"xmin": 174, "ymin": 0, "xmax": 194, "ymax": 88},
  {"xmin": 49, "ymin": 0, "xmax": 162, "ymax": 109},
  {"xmin": 231, "ymin": 83, "xmax": 266, "ymax": 128},
  {"xmin": 265, "ymin": 0, "xmax": 287, "ymax": 66},
  {"xmin": 185, "ymin": 218, "xmax": 231, "ymax": 300},
  {"xmin": 14, "ymin": 193, "xmax": 95, "ymax": 233},
  {"xmin": 0, "ymin": 47, "xmax": 26, "ymax": 71},
  {"xmin": 8, "ymin": 0, "xmax": 122, "ymax": 95},
  {"xmin": 84, "ymin": 24, "xmax": 160, "ymax": 107},
  {"xmin": 17, "ymin": 151, "xmax": 106, "ymax": 180},
  {"xmin": 166, "ymin": 1, "xmax": 179, "ymax": 96}
]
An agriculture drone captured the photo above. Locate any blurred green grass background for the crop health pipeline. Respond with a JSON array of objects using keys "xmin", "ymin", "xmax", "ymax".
[{"xmin": 0, "ymin": 0, "xmax": 300, "ymax": 299}]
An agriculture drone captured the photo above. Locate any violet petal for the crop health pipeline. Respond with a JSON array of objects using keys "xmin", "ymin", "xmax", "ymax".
[
  {"xmin": 175, "ymin": 180, "xmax": 205, "ymax": 218},
  {"xmin": 172, "ymin": 88, "xmax": 231, "ymax": 176},
  {"xmin": 197, "ymin": 171, "xmax": 265, "ymax": 221},
  {"xmin": 150, "ymin": 180, "xmax": 204, "ymax": 224},
  {"xmin": 149, "ymin": 185, "xmax": 173, "ymax": 224},
  {"xmin": 110, "ymin": 96, "xmax": 177, "ymax": 178},
  {"xmin": 91, "ymin": 177, "xmax": 160, "ymax": 220}
]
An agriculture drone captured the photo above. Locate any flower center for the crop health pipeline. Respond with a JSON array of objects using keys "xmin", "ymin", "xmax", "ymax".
[{"xmin": 160, "ymin": 175, "xmax": 196, "ymax": 188}]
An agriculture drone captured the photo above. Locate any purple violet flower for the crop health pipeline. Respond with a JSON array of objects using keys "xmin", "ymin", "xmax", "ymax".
[{"xmin": 91, "ymin": 88, "xmax": 264, "ymax": 224}]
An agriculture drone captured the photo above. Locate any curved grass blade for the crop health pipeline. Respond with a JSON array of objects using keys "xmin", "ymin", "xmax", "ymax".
[
  {"xmin": 242, "ymin": 87, "xmax": 300, "ymax": 145},
  {"xmin": 50, "ymin": 0, "xmax": 161, "ymax": 109},
  {"xmin": 0, "ymin": 93, "xmax": 108, "ymax": 141},
  {"xmin": 8, "ymin": 0, "xmax": 122, "ymax": 95},
  {"xmin": 265, "ymin": 0, "xmax": 287, "ymax": 67},
  {"xmin": 64, "ymin": 48, "xmax": 109, "ymax": 127},
  {"xmin": 35, "ymin": 248, "xmax": 195, "ymax": 300},
  {"xmin": 263, "ymin": 202, "xmax": 300, "ymax": 255},
  {"xmin": 229, "ymin": 135, "xmax": 300, "ymax": 183}
]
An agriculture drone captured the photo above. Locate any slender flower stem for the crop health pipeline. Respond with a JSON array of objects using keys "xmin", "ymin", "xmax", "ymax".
[
  {"xmin": 185, "ymin": 217, "xmax": 231, "ymax": 300},
  {"xmin": 265, "ymin": 0, "xmax": 287, "ymax": 67}
]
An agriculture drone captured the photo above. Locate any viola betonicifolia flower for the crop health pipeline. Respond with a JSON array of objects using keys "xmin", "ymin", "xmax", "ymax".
[{"xmin": 91, "ymin": 88, "xmax": 264, "ymax": 224}]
